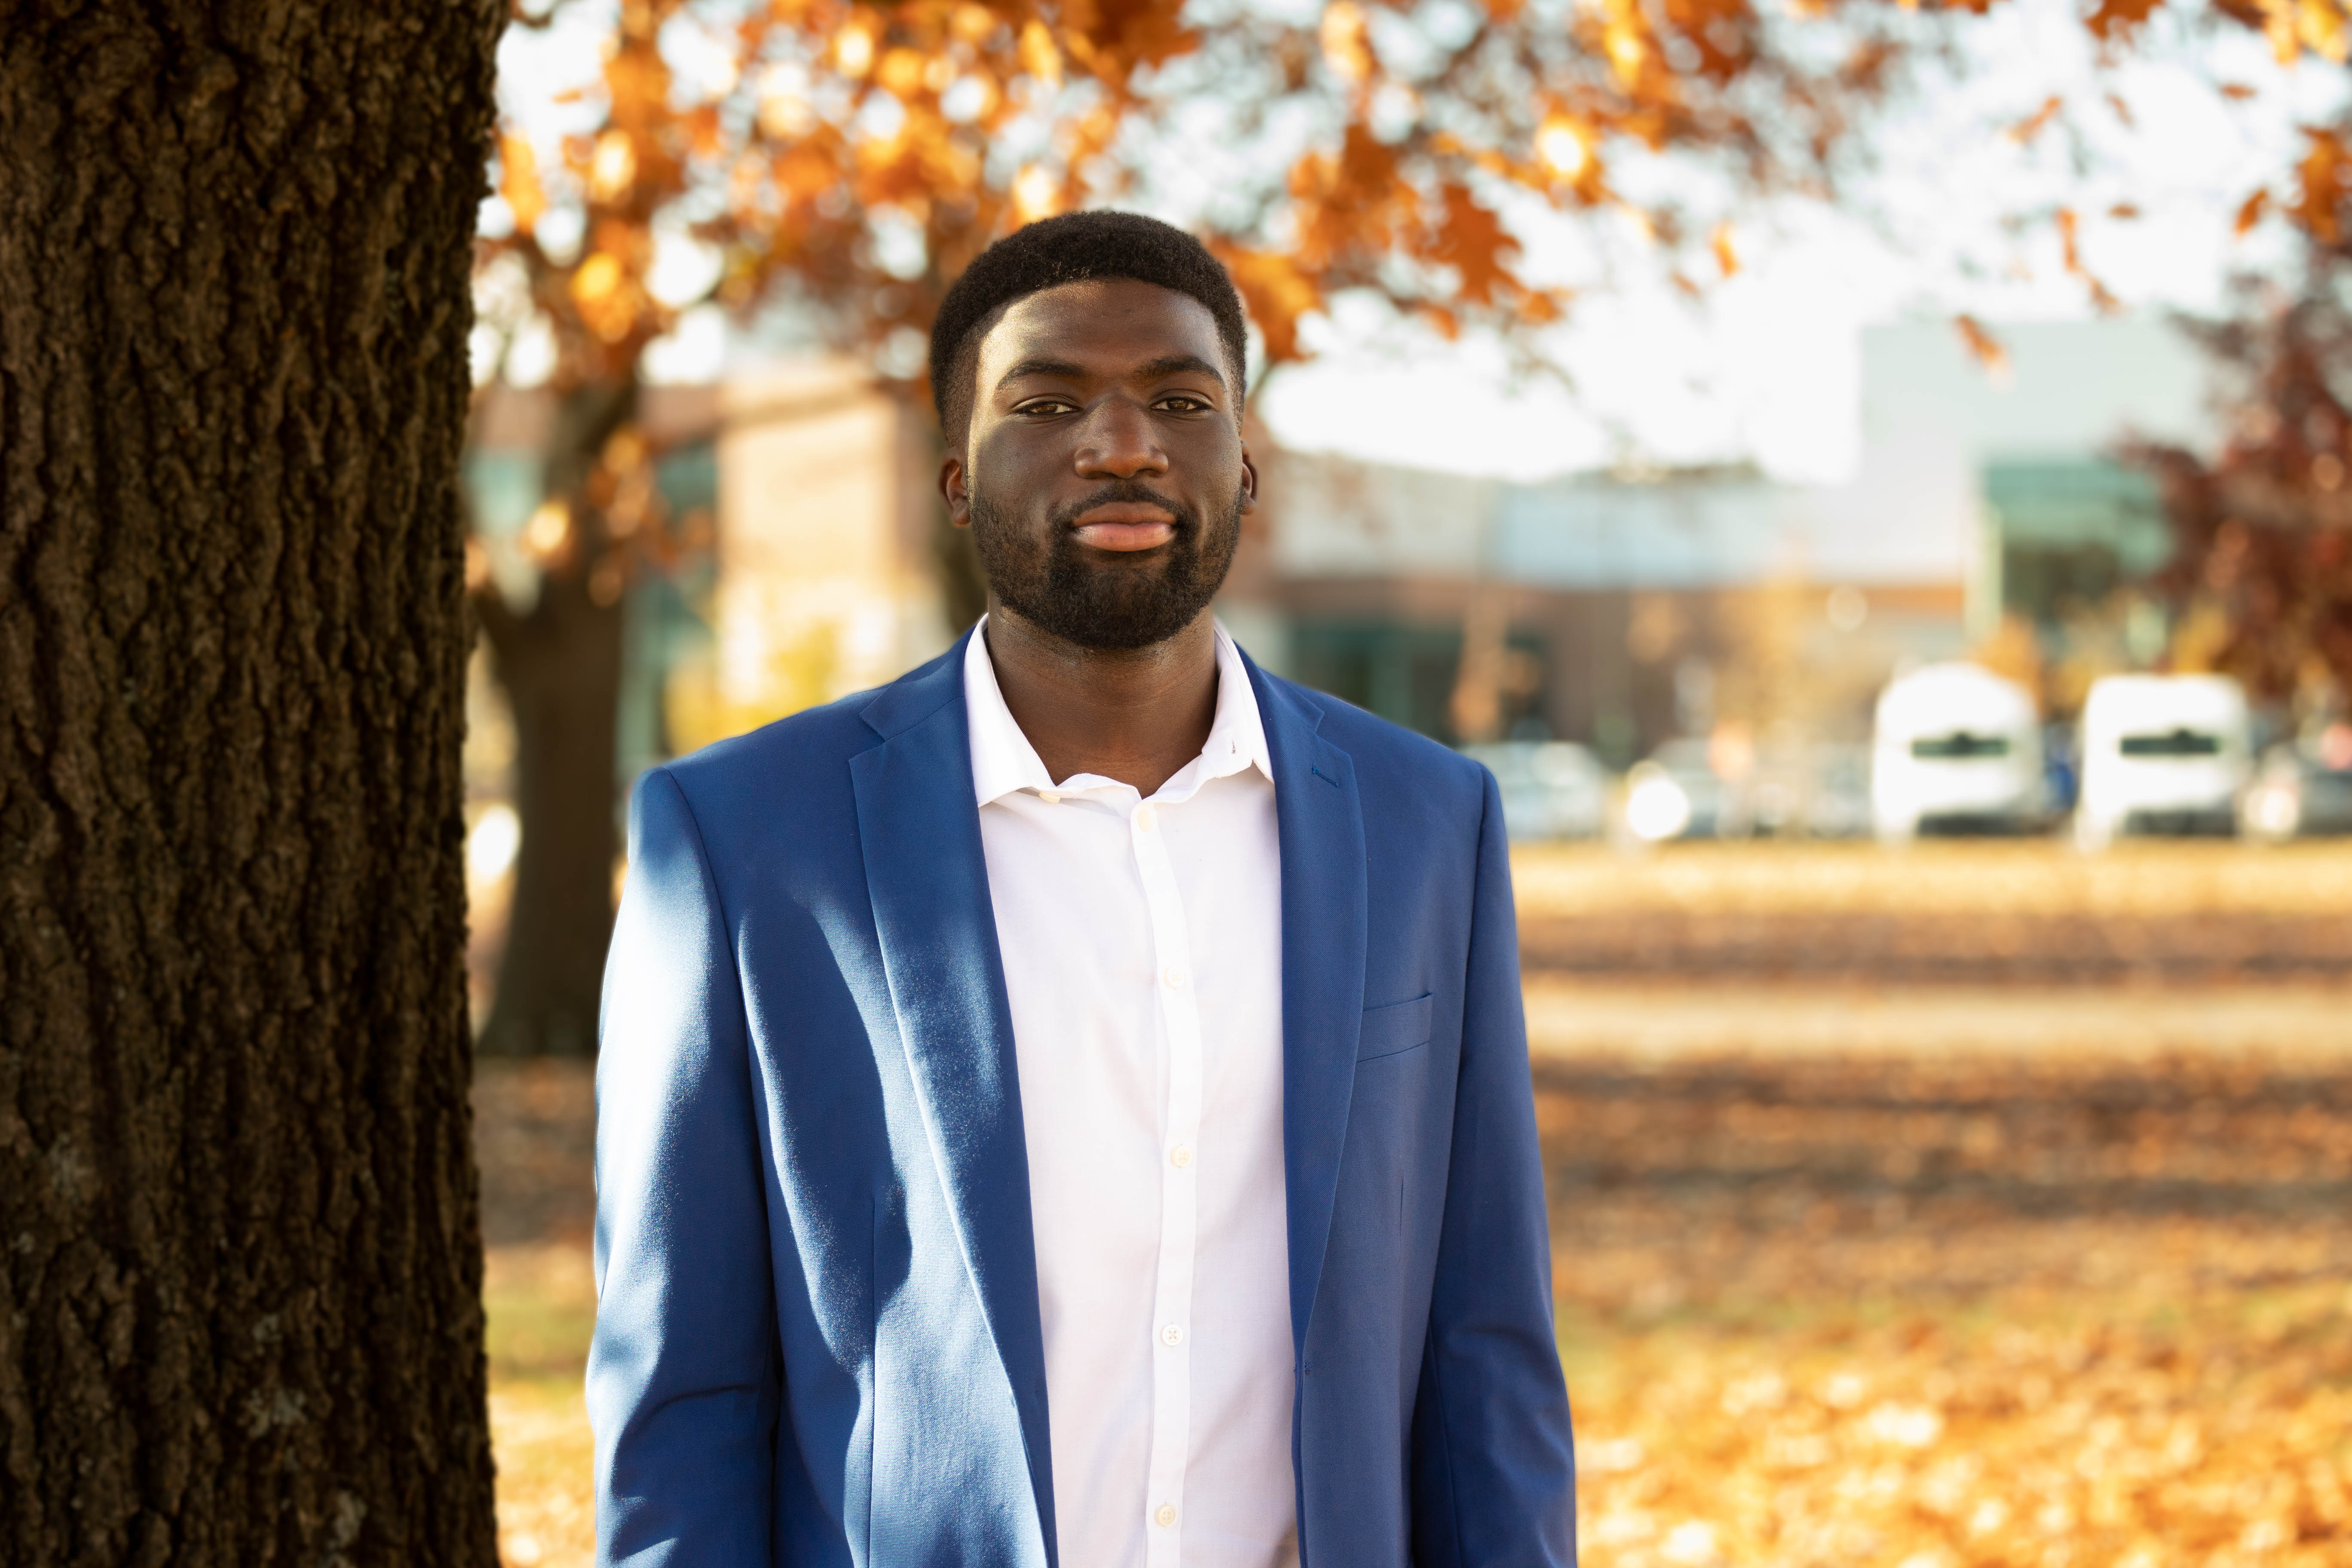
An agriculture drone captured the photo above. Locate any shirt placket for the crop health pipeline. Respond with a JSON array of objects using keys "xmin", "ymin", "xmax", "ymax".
[{"xmin": 1130, "ymin": 795, "xmax": 1202, "ymax": 1567}]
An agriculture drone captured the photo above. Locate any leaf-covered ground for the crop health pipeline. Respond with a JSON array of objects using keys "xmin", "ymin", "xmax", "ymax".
[
  {"xmin": 475, "ymin": 843, "xmax": 2352, "ymax": 1567},
  {"xmin": 1541, "ymin": 1052, "xmax": 2352, "ymax": 1568}
]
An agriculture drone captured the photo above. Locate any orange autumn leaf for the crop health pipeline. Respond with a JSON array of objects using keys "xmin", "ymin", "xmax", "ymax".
[
  {"xmin": 1954, "ymin": 314, "xmax": 2010, "ymax": 378},
  {"xmin": 1216, "ymin": 245, "xmax": 1323, "ymax": 363},
  {"xmin": 1517, "ymin": 288, "xmax": 1567, "ymax": 325},
  {"xmin": 1017, "ymin": 18, "xmax": 1062, "ymax": 85},
  {"xmin": 499, "ymin": 131, "xmax": 545, "ymax": 234},
  {"xmin": 2085, "ymin": 0, "xmax": 2164, "ymax": 37},
  {"xmin": 2006, "ymin": 95, "xmax": 2063, "ymax": 145},
  {"xmin": 2291, "ymin": 126, "xmax": 2352, "ymax": 244},
  {"xmin": 1320, "ymin": 0, "xmax": 1374, "ymax": 83},
  {"xmin": 1427, "ymin": 185, "xmax": 1520, "ymax": 306}
]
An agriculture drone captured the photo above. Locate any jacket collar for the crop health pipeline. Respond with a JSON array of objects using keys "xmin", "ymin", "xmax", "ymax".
[
  {"xmin": 846, "ymin": 631, "xmax": 1370, "ymax": 1549},
  {"xmin": 857, "ymin": 632, "xmax": 968, "ymax": 744},
  {"xmin": 1240, "ymin": 652, "xmax": 1368, "ymax": 1361},
  {"xmin": 850, "ymin": 628, "xmax": 1060, "ymax": 1566},
  {"xmin": 960, "ymin": 617, "xmax": 1275, "ymax": 806}
]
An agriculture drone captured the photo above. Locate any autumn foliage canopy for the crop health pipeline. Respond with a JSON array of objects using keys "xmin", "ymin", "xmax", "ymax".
[
  {"xmin": 481, "ymin": 0, "xmax": 2184, "ymax": 393},
  {"xmin": 479, "ymin": 0, "xmax": 2352, "ymax": 401}
]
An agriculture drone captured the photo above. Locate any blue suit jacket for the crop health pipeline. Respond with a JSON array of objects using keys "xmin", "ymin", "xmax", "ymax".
[{"xmin": 590, "ymin": 632, "xmax": 1576, "ymax": 1567}]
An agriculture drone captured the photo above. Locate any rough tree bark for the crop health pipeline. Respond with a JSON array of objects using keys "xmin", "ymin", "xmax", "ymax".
[
  {"xmin": 474, "ymin": 379, "xmax": 634, "ymax": 1059},
  {"xmin": 0, "ymin": 3, "xmax": 503, "ymax": 1564}
]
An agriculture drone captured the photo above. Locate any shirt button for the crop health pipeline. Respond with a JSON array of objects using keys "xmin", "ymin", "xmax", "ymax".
[
  {"xmin": 1162, "ymin": 966, "xmax": 1185, "ymax": 990},
  {"xmin": 1169, "ymin": 1144, "xmax": 1194, "ymax": 1169},
  {"xmin": 1134, "ymin": 805, "xmax": 1157, "ymax": 832},
  {"xmin": 1160, "ymin": 1323, "xmax": 1185, "ymax": 1347},
  {"xmin": 1154, "ymin": 1504, "xmax": 1177, "ymax": 1528},
  {"xmin": 1039, "ymin": 790, "xmax": 1060, "ymax": 804}
]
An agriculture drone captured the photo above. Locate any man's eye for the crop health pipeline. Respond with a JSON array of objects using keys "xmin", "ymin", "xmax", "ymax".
[
  {"xmin": 1158, "ymin": 395, "xmax": 1211, "ymax": 413},
  {"xmin": 1019, "ymin": 399, "xmax": 1076, "ymax": 416}
]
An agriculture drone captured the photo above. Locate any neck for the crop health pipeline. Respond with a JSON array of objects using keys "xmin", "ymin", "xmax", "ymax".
[{"xmin": 981, "ymin": 606, "xmax": 1222, "ymax": 797}]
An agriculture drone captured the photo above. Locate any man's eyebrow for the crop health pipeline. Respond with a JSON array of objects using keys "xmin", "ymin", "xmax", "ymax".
[
  {"xmin": 1133, "ymin": 353, "xmax": 1225, "ymax": 387},
  {"xmin": 995, "ymin": 357, "xmax": 1088, "ymax": 388},
  {"xmin": 992, "ymin": 351, "xmax": 1228, "ymax": 394}
]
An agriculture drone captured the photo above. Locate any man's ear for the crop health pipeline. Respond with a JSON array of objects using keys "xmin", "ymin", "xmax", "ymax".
[
  {"xmin": 1238, "ymin": 442, "xmax": 1259, "ymax": 515},
  {"xmin": 939, "ymin": 451, "xmax": 972, "ymax": 529}
]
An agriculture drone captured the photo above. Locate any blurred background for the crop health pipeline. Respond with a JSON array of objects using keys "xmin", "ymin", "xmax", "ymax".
[{"xmin": 458, "ymin": 0, "xmax": 2352, "ymax": 1562}]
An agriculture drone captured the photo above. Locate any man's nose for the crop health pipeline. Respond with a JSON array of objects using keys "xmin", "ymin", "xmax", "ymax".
[{"xmin": 1073, "ymin": 396, "xmax": 1168, "ymax": 478}]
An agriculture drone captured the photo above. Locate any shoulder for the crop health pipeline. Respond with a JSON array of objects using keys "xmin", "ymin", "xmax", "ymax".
[
  {"xmin": 645, "ymin": 640, "xmax": 964, "ymax": 829},
  {"xmin": 646, "ymin": 691, "xmax": 873, "ymax": 823},
  {"xmin": 1255, "ymin": 668, "xmax": 1493, "ymax": 821}
]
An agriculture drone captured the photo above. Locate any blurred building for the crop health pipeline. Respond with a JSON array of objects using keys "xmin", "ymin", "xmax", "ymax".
[
  {"xmin": 466, "ymin": 361, "xmax": 959, "ymax": 780},
  {"xmin": 1246, "ymin": 451, "xmax": 1968, "ymax": 761},
  {"xmin": 1851, "ymin": 321, "xmax": 2200, "ymax": 652},
  {"xmin": 681, "ymin": 358, "xmax": 957, "ymax": 753},
  {"xmin": 462, "ymin": 318, "xmax": 2214, "ymax": 808},
  {"xmin": 1229, "ymin": 317, "xmax": 2212, "ymax": 759}
]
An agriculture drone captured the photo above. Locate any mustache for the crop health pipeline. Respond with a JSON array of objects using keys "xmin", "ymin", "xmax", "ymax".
[{"xmin": 1047, "ymin": 480, "xmax": 1196, "ymax": 533}]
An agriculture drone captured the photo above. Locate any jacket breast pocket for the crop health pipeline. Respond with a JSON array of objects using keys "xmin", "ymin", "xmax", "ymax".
[{"xmin": 1357, "ymin": 992, "xmax": 1434, "ymax": 1061}]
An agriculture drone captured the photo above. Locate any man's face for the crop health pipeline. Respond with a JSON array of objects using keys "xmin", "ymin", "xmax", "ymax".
[{"xmin": 942, "ymin": 277, "xmax": 1256, "ymax": 652}]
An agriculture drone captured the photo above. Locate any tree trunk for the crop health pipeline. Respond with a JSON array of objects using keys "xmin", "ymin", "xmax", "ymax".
[
  {"xmin": 474, "ymin": 381, "xmax": 633, "ymax": 1059},
  {"xmin": 0, "ymin": 3, "xmax": 502, "ymax": 1564}
]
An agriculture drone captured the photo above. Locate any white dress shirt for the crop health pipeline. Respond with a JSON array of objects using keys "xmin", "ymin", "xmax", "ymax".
[{"xmin": 963, "ymin": 620, "xmax": 1297, "ymax": 1568}]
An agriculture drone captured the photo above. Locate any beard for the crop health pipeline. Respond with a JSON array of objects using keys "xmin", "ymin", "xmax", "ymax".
[{"xmin": 969, "ymin": 477, "xmax": 1245, "ymax": 652}]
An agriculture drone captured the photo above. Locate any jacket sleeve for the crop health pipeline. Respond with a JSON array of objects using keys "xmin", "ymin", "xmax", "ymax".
[
  {"xmin": 1410, "ymin": 767, "xmax": 1578, "ymax": 1566},
  {"xmin": 589, "ymin": 766, "xmax": 781, "ymax": 1565}
]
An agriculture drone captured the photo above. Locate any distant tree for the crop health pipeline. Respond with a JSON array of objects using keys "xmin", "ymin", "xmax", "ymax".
[
  {"xmin": 2133, "ymin": 210, "xmax": 2352, "ymax": 704},
  {"xmin": 1, "ymin": 3, "xmax": 502, "ymax": 1561}
]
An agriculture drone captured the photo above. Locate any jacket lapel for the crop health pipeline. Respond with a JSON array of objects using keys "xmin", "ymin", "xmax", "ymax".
[
  {"xmin": 1244, "ymin": 655, "xmax": 1369, "ymax": 1359},
  {"xmin": 849, "ymin": 634, "xmax": 1058, "ymax": 1566}
]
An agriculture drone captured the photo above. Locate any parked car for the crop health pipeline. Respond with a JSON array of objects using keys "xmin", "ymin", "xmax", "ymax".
[
  {"xmin": 2075, "ymin": 674, "xmax": 2252, "ymax": 848},
  {"xmin": 1733, "ymin": 742, "xmax": 1872, "ymax": 839},
  {"xmin": 1804, "ymin": 743, "xmax": 1874, "ymax": 839},
  {"xmin": 2239, "ymin": 723, "xmax": 2352, "ymax": 842},
  {"xmin": 1460, "ymin": 740, "xmax": 1609, "ymax": 840},
  {"xmin": 1622, "ymin": 737, "xmax": 1736, "ymax": 842},
  {"xmin": 1871, "ymin": 663, "xmax": 2046, "ymax": 841}
]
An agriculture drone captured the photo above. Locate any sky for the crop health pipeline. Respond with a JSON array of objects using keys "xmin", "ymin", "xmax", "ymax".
[
  {"xmin": 1258, "ymin": 0, "xmax": 2350, "ymax": 484},
  {"xmin": 491, "ymin": 0, "xmax": 2351, "ymax": 486}
]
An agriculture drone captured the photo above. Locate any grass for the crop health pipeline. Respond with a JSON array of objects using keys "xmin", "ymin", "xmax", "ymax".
[
  {"xmin": 484, "ymin": 1243, "xmax": 598, "ymax": 1567},
  {"xmin": 475, "ymin": 842, "xmax": 2352, "ymax": 1567}
]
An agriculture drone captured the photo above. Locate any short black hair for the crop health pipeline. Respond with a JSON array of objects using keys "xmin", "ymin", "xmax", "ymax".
[{"xmin": 928, "ymin": 210, "xmax": 1250, "ymax": 443}]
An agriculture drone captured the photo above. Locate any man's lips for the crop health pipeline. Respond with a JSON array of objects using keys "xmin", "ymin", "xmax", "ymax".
[{"xmin": 1069, "ymin": 501, "xmax": 1178, "ymax": 552}]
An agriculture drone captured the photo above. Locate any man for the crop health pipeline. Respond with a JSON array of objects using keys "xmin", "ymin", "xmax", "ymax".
[{"xmin": 590, "ymin": 210, "xmax": 1576, "ymax": 1567}]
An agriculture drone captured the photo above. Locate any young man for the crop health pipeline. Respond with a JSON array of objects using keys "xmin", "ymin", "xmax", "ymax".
[{"xmin": 590, "ymin": 211, "xmax": 1575, "ymax": 1567}]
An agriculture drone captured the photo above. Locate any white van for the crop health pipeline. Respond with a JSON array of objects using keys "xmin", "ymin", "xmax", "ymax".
[
  {"xmin": 2075, "ymin": 674, "xmax": 2251, "ymax": 848},
  {"xmin": 1871, "ymin": 663, "xmax": 2046, "ymax": 841}
]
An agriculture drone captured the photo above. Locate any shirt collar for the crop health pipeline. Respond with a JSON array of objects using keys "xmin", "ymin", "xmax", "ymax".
[{"xmin": 962, "ymin": 616, "xmax": 1273, "ymax": 808}]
